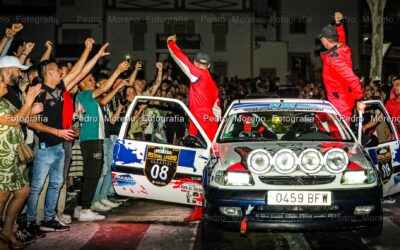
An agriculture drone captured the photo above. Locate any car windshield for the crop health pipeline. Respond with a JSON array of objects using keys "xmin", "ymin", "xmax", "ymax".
[{"xmin": 218, "ymin": 111, "xmax": 354, "ymax": 142}]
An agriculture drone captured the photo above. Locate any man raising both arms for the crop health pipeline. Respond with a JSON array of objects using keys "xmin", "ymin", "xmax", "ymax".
[
  {"xmin": 319, "ymin": 12, "xmax": 365, "ymax": 124},
  {"xmin": 167, "ymin": 35, "xmax": 221, "ymax": 221}
]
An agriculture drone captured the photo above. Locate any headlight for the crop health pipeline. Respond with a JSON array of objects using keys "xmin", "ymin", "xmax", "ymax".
[
  {"xmin": 247, "ymin": 149, "xmax": 272, "ymax": 174},
  {"xmin": 214, "ymin": 170, "xmax": 254, "ymax": 186},
  {"xmin": 341, "ymin": 169, "xmax": 377, "ymax": 184},
  {"xmin": 299, "ymin": 149, "xmax": 323, "ymax": 174},
  {"xmin": 324, "ymin": 148, "xmax": 348, "ymax": 173},
  {"xmin": 273, "ymin": 149, "xmax": 298, "ymax": 174}
]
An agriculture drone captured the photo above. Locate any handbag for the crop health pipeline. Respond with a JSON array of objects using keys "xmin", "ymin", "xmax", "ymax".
[{"xmin": 17, "ymin": 143, "xmax": 34, "ymax": 164}]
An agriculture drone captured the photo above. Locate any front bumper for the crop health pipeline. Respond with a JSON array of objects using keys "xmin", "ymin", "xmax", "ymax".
[{"xmin": 203, "ymin": 186, "xmax": 383, "ymax": 232}]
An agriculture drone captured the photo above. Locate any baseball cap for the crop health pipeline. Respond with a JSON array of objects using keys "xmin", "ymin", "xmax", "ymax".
[
  {"xmin": 194, "ymin": 52, "xmax": 210, "ymax": 65},
  {"xmin": 0, "ymin": 56, "xmax": 29, "ymax": 70},
  {"xmin": 373, "ymin": 75, "xmax": 381, "ymax": 82},
  {"xmin": 317, "ymin": 25, "xmax": 338, "ymax": 41}
]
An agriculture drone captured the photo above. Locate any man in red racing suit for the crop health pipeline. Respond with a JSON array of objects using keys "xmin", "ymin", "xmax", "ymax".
[
  {"xmin": 319, "ymin": 12, "xmax": 364, "ymax": 124},
  {"xmin": 167, "ymin": 35, "xmax": 221, "ymax": 221}
]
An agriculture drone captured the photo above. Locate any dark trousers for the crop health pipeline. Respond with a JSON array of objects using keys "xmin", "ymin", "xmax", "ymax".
[{"xmin": 79, "ymin": 140, "xmax": 103, "ymax": 209}]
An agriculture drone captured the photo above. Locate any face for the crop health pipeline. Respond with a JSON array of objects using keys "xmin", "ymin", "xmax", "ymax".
[
  {"xmin": 80, "ymin": 74, "xmax": 95, "ymax": 90},
  {"xmin": 194, "ymin": 61, "xmax": 210, "ymax": 69},
  {"xmin": 126, "ymin": 87, "xmax": 135, "ymax": 101},
  {"xmin": 364, "ymin": 85, "xmax": 374, "ymax": 99},
  {"xmin": 393, "ymin": 80, "xmax": 400, "ymax": 97},
  {"xmin": 8, "ymin": 67, "xmax": 22, "ymax": 86},
  {"xmin": 46, "ymin": 63, "xmax": 63, "ymax": 83},
  {"xmin": 161, "ymin": 82, "xmax": 169, "ymax": 91},
  {"xmin": 134, "ymin": 80, "xmax": 145, "ymax": 94}
]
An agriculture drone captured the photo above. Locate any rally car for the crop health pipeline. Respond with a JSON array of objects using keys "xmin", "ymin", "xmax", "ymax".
[{"xmin": 112, "ymin": 96, "xmax": 400, "ymax": 238}]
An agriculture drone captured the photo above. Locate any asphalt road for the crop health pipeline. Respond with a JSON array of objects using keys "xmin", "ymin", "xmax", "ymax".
[{"xmin": 21, "ymin": 197, "xmax": 400, "ymax": 250}]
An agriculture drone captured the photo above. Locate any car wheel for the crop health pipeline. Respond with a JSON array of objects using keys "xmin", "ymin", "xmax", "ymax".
[{"xmin": 359, "ymin": 222, "xmax": 383, "ymax": 238}]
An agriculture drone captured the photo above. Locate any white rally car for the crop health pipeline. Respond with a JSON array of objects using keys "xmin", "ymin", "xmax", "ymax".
[{"xmin": 112, "ymin": 96, "xmax": 400, "ymax": 237}]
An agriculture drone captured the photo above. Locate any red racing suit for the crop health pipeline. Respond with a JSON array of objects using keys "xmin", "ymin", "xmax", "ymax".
[
  {"xmin": 321, "ymin": 24, "xmax": 363, "ymax": 123},
  {"xmin": 168, "ymin": 41, "xmax": 222, "ymax": 141}
]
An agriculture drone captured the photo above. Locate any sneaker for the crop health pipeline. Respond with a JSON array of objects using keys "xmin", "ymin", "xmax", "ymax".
[
  {"xmin": 100, "ymin": 199, "xmax": 120, "ymax": 208},
  {"xmin": 73, "ymin": 206, "xmax": 82, "ymax": 219},
  {"xmin": 40, "ymin": 219, "xmax": 70, "ymax": 232},
  {"xmin": 383, "ymin": 196, "xmax": 396, "ymax": 204},
  {"xmin": 91, "ymin": 202, "xmax": 112, "ymax": 212},
  {"xmin": 25, "ymin": 223, "xmax": 45, "ymax": 238},
  {"xmin": 108, "ymin": 194, "xmax": 129, "ymax": 203},
  {"xmin": 15, "ymin": 228, "xmax": 36, "ymax": 245},
  {"xmin": 78, "ymin": 209, "xmax": 105, "ymax": 222},
  {"xmin": 57, "ymin": 214, "xmax": 72, "ymax": 224}
]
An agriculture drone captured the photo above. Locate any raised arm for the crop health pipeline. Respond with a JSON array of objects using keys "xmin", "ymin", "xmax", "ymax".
[
  {"xmin": 127, "ymin": 61, "xmax": 142, "ymax": 86},
  {"xmin": 66, "ymin": 43, "xmax": 110, "ymax": 92},
  {"xmin": 19, "ymin": 42, "xmax": 35, "ymax": 65},
  {"xmin": 147, "ymin": 62, "xmax": 163, "ymax": 96},
  {"xmin": 40, "ymin": 41, "xmax": 53, "ymax": 62},
  {"xmin": 63, "ymin": 38, "xmax": 94, "ymax": 87},
  {"xmin": 0, "ymin": 24, "xmax": 23, "ymax": 56},
  {"xmin": 97, "ymin": 80, "xmax": 126, "ymax": 106},
  {"xmin": 167, "ymin": 35, "xmax": 201, "ymax": 83},
  {"xmin": 92, "ymin": 61, "xmax": 130, "ymax": 99},
  {"xmin": 334, "ymin": 12, "xmax": 346, "ymax": 45}
]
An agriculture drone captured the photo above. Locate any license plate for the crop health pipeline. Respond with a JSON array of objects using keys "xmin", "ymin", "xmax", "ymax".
[{"xmin": 268, "ymin": 191, "xmax": 332, "ymax": 206}]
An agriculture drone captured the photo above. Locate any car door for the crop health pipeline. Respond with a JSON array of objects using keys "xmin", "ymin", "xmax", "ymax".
[
  {"xmin": 112, "ymin": 96, "xmax": 212, "ymax": 206},
  {"xmin": 358, "ymin": 100, "xmax": 400, "ymax": 197}
]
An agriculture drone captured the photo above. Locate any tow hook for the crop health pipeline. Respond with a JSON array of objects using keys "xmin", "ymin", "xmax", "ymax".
[{"xmin": 240, "ymin": 205, "xmax": 254, "ymax": 237}]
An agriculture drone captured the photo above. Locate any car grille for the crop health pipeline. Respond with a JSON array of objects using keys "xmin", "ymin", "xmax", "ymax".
[
  {"xmin": 254, "ymin": 205, "xmax": 341, "ymax": 220},
  {"xmin": 259, "ymin": 175, "xmax": 336, "ymax": 185}
]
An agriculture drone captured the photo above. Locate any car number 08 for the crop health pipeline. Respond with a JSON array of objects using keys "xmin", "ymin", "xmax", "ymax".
[{"xmin": 150, "ymin": 164, "xmax": 169, "ymax": 180}]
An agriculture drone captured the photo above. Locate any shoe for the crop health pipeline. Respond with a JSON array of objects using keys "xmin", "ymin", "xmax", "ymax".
[
  {"xmin": 383, "ymin": 196, "xmax": 396, "ymax": 204},
  {"xmin": 184, "ymin": 206, "xmax": 203, "ymax": 222},
  {"xmin": 73, "ymin": 206, "xmax": 82, "ymax": 219},
  {"xmin": 108, "ymin": 194, "xmax": 129, "ymax": 203},
  {"xmin": 78, "ymin": 209, "xmax": 105, "ymax": 221},
  {"xmin": 100, "ymin": 199, "xmax": 120, "ymax": 208},
  {"xmin": 15, "ymin": 229, "xmax": 36, "ymax": 245},
  {"xmin": 91, "ymin": 202, "xmax": 112, "ymax": 212},
  {"xmin": 0, "ymin": 233, "xmax": 25, "ymax": 250},
  {"xmin": 57, "ymin": 214, "xmax": 72, "ymax": 224},
  {"xmin": 40, "ymin": 219, "xmax": 70, "ymax": 232},
  {"xmin": 25, "ymin": 223, "xmax": 45, "ymax": 238}
]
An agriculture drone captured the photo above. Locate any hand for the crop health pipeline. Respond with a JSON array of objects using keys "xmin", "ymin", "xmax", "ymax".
[
  {"xmin": 114, "ymin": 80, "xmax": 126, "ymax": 91},
  {"xmin": 31, "ymin": 103, "xmax": 44, "ymax": 116},
  {"xmin": 134, "ymin": 61, "xmax": 142, "ymax": 71},
  {"xmin": 334, "ymin": 12, "xmax": 343, "ymax": 24},
  {"xmin": 24, "ymin": 84, "xmax": 42, "ymax": 104},
  {"xmin": 11, "ymin": 23, "xmax": 24, "ymax": 33},
  {"xmin": 117, "ymin": 61, "xmax": 130, "ymax": 73},
  {"xmin": 156, "ymin": 62, "xmax": 163, "ymax": 71},
  {"xmin": 84, "ymin": 38, "xmax": 95, "ymax": 51},
  {"xmin": 5, "ymin": 28, "xmax": 16, "ymax": 39},
  {"xmin": 167, "ymin": 35, "xmax": 176, "ymax": 42},
  {"xmin": 22, "ymin": 42, "xmax": 35, "ymax": 54},
  {"xmin": 357, "ymin": 101, "xmax": 366, "ymax": 114},
  {"xmin": 97, "ymin": 43, "xmax": 110, "ymax": 57},
  {"xmin": 45, "ymin": 40, "xmax": 53, "ymax": 49},
  {"xmin": 56, "ymin": 129, "xmax": 75, "ymax": 141}
]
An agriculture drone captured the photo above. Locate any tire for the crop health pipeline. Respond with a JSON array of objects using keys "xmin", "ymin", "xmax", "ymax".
[{"xmin": 359, "ymin": 222, "xmax": 383, "ymax": 238}]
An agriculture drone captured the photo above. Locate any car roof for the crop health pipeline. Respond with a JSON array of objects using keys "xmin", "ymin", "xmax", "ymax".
[{"xmin": 234, "ymin": 98, "xmax": 330, "ymax": 105}]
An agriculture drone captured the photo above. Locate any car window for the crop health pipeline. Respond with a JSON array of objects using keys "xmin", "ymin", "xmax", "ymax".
[
  {"xmin": 362, "ymin": 103, "xmax": 395, "ymax": 144},
  {"xmin": 217, "ymin": 111, "xmax": 353, "ymax": 142},
  {"xmin": 124, "ymin": 99, "xmax": 207, "ymax": 149}
]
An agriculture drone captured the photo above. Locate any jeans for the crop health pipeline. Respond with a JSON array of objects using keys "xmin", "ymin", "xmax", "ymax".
[
  {"xmin": 26, "ymin": 143, "xmax": 65, "ymax": 223},
  {"xmin": 108, "ymin": 135, "xmax": 118, "ymax": 196},
  {"xmin": 93, "ymin": 137, "xmax": 114, "ymax": 203}
]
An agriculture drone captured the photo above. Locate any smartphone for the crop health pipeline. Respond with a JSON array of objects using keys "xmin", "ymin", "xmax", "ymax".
[{"xmin": 125, "ymin": 55, "xmax": 131, "ymax": 65}]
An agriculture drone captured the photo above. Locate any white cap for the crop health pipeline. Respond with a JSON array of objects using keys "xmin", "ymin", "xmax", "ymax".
[{"xmin": 0, "ymin": 56, "xmax": 29, "ymax": 70}]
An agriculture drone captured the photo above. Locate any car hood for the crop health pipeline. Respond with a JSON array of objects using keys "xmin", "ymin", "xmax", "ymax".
[{"xmin": 213, "ymin": 141, "xmax": 371, "ymax": 171}]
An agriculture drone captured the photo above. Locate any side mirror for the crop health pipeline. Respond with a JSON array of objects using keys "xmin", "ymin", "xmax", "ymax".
[{"xmin": 361, "ymin": 134, "xmax": 379, "ymax": 148}]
